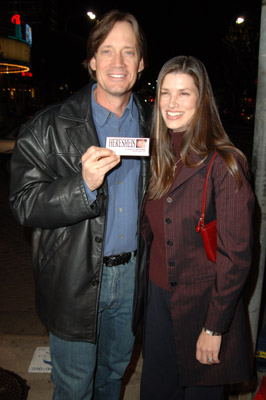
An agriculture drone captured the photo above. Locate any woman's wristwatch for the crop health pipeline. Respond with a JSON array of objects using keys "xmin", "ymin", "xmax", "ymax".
[{"xmin": 203, "ymin": 327, "xmax": 221, "ymax": 336}]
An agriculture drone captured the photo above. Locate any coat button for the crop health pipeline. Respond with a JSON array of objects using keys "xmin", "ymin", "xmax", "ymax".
[
  {"xmin": 167, "ymin": 240, "xmax": 173, "ymax": 246},
  {"xmin": 166, "ymin": 197, "xmax": 173, "ymax": 203},
  {"xmin": 169, "ymin": 261, "xmax": 175, "ymax": 267},
  {"xmin": 170, "ymin": 281, "xmax": 177, "ymax": 287},
  {"xmin": 165, "ymin": 218, "xmax": 172, "ymax": 224},
  {"xmin": 95, "ymin": 236, "xmax": 103, "ymax": 243},
  {"xmin": 92, "ymin": 279, "xmax": 99, "ymax": 286}
]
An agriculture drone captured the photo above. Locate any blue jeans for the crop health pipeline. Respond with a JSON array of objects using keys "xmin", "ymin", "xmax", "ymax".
[{"xmin": 50, "ymin": 256, "xmax": 136, "ymax": 400}]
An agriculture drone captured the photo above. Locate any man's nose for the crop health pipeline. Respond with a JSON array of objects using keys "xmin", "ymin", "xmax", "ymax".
[{"xmin": 111, "ymin": 52, "xmax": 125, "ymax": 66}]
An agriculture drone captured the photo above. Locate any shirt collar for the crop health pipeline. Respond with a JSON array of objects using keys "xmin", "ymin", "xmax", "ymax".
[{"xmin": 91, "ymin": 83, "xmax": 136, "ymax": 127}]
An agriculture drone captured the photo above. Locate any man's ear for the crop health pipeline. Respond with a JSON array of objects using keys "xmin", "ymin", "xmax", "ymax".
[
  {"xmin": 89, "ymin": 57, "xmax": 96, "ymax": 71},
  {"xmin": 138, "ymin": 58, "xmax": 144, "ymax": 73}
]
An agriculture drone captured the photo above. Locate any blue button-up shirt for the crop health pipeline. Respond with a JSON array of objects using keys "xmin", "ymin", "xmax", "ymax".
[{"xmin": 84, "ymin": 84, "xmax": 141, "ymax": 256}]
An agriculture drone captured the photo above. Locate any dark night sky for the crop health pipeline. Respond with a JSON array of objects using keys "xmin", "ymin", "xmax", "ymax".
[
  {"xmin": 61, "ymin": 0, "xmax": 261, "ymax": 73},
  {"xmin": 45, "ymin": 0, "xmax": 261, "ymax": 96}
]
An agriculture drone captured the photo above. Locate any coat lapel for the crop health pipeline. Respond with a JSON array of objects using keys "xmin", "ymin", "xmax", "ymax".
[
  {"xmin": 170, "ymin": 152, "xmax": 207, "ymax": 192},
  {"xmin": 65, "ymin": 123, "xmax": 100, "ymax": 156},
  {"xmin": 57, "ymin": 81, "xmax": 100, "ymax": 157}
]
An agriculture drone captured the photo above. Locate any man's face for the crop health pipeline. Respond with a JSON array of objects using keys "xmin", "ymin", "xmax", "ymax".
[{"xmin": 90, "ymin": 21, "xmax": 144, "ymax": 103}]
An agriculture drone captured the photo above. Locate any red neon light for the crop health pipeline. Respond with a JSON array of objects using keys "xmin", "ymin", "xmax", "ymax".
[
  {"xmin": 11, "ymin": 14, "xmax": 21, "ymax": 25},
  {"xmin": 21, "ymin": 72, "xmax": 32, "ymax": 77}
]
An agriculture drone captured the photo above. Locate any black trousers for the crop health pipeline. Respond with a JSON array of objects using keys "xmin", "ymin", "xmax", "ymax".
[{"xmin": 140, "ymin": 280, "xmax": 225, "ymax": 400}]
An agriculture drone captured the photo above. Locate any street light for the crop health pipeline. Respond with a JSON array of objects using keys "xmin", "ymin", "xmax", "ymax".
[
  {"xmin": 87, "ymin": 11, "xmax": 96, "ymax": 20},
  {"xmin": 236, "ymin": 16, "xmax": 245, "ymax": 24}
]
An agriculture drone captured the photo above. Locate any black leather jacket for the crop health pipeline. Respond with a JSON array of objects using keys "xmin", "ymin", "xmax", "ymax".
[{"xmin": 9, "ymin": 81, "xmax": 150, "ymax": 342}]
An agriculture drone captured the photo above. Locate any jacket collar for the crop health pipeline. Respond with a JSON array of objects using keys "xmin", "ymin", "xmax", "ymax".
[
  {"xmin": 56, "ymin": 81, "xmax": 99, "ymax": 157},
  {"xmin": 58, "ymin": 81, "xmax": 95, "ymax": 122}
]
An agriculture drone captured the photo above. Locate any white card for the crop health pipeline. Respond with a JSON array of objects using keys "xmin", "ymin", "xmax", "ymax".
[{"xmin": 106, "ymin": 137, "xmax": 150, "ymax": 156}]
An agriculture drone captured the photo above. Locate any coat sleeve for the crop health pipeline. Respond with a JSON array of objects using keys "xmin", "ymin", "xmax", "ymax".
[
  {"xmin": 203, "ymin": 154, "xmax": 255, "ymax": 333},
  {"xmin": 9, "ymin": 121, "xmax": 102, "ymax": 229}
]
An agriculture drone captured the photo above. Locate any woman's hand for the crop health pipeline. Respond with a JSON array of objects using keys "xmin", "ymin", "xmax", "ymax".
[{"xmin": 196, "ymin": 328, "xmax": 222, "ymax": 365}]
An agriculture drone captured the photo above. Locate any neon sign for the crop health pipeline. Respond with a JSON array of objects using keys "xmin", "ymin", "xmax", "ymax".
[
  {"xmin": 10, "ymin": 14, "xmax": 32, "ymax": 45},
  {"xmin": 11, "ymin": 14, "xmax": 21, "ymax": 25}
]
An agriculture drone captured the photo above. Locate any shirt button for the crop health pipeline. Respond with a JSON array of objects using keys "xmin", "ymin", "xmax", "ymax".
[
  {"xmin": 170, "ymin": 281, "xmax": 177, "ymax": 287},
  {"xmin": 119, "ymin": 208, "xmax": 122, "ymax": 213},
  {"xmin": 120, "ymin": 235, "xmax": 123, "ymax": 239},
  {"xmin": 167, "ymin": 240, "xmax": 173, "ymax": 246},
  {"xmin": 165, "ymin": 218, "xmax": 172, "ymax": 224},
  {"xmin": 166, "ymin": 197, "xmax": 173, "ymax": 203}
]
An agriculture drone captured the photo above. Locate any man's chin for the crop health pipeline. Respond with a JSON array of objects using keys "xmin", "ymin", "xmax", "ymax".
[{"xmin": 107, "ymin": 86, "xmax": 133, "ymax": 97}]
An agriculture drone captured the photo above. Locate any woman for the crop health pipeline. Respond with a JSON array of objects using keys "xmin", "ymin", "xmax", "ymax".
[{"xmin": 140, "ymin": 56, "xmax": 254, "ymax": 400}]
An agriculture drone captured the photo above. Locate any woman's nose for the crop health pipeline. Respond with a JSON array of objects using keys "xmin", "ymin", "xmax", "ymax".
[{"xmin": 169, "ymin": 95, "xmax": 179, "ymax": 108}]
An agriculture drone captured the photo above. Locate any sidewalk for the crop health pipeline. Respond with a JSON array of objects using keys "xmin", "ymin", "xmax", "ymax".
[
  {"xmin": 0, "ymin": 330, "xmax": 262, "ymax": 400},
  {"xmin": 0, "ymin": 333, "xmax": 143, "ymax": 400}
]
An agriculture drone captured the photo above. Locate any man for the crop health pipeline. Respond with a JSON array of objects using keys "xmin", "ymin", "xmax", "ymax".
[{"xmin": 9, "ymin": 10, "xmax": 149, "ymax": 400}]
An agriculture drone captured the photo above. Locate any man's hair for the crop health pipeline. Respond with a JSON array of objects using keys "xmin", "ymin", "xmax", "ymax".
[{"xmin": 83, "ymin": 9, "xmax": 148, "ymax": 80}]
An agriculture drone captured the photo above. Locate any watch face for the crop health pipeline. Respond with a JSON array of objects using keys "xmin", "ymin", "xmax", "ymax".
[{"xmin": 204, "ymin": 328, "xmax": 221, "ymax": 336}]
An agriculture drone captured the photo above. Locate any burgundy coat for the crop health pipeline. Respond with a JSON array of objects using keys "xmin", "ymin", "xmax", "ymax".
[{"xmin": 142, "ymin": 151, "xmax": 255, "ymax": 386}]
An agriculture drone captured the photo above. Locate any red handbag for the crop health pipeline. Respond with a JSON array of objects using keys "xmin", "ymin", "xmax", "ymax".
[
  {"xmin": 254, "ymin": 376, "xmax": 266, "ymax": 399},
  {"xmin": 196, "ymin": 152, "xmax": 217, "ymax": 263}
]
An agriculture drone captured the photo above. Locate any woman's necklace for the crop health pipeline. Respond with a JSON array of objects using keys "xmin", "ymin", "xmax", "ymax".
[{"xmin": 173, "ymin": 157, "xmax": 182, "ymax": 171}]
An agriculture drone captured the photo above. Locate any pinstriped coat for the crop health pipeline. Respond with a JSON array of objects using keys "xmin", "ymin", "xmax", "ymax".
[{"xmin": 141, "ymin": 151, "xmax": 255, "ymax": 386}]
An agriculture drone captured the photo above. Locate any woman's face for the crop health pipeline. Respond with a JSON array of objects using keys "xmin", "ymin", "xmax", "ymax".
[{"xmin": 159, "ymin": 72, "xmax": 199, "ymax": 132}]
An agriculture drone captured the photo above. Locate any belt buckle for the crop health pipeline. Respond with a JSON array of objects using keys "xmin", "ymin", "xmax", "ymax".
[{"xmin": 107, "ymin": 256, "xmax": 117, "ymax": 267}]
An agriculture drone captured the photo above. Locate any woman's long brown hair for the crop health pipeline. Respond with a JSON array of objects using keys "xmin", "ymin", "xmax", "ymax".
[{"xmin": 147, "ymin": 56, "xmax": 246, "ymax": 200}]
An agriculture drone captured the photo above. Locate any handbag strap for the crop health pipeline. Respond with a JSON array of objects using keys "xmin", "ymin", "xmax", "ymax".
[{"xmin": 197, "ymin": 152, "xmax": 217, "ymax": 229}]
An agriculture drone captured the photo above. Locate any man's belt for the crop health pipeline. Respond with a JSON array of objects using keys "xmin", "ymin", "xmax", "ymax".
[{"xmin": 103, "ymin": 250, "xmax": 137, "ymax": 267}]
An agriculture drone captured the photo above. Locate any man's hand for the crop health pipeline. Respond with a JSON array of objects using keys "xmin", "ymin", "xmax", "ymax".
[
  {"xmin": 196, "ymin": 328, "xmax": 222, "ymax": 365},
  {"xmin": 82, "ymin": 146, "xmax": 120, "ymax": 191}
]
